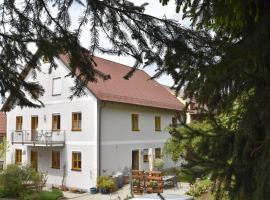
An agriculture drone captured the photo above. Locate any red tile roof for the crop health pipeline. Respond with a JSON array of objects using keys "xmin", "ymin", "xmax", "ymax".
[
  {"xmin": 0, "ymin": 112, "xmax": 6, "ymax": 135},
  {"xmin": 59, "ymin": 54, "xmax": 184, "ymax": 111}
]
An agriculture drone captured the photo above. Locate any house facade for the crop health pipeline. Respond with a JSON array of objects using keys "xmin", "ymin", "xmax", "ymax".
[
  {"xmin": 0, "ymin": 112, "xmax": 6, "ymax": 169},
  {"xmin": 6, "ymin": 55, "xmax": 184, "ymax": 190}
]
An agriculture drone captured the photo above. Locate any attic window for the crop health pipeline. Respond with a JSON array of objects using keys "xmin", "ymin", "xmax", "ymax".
[{"xmin": 52, "ymin": 77, "xmax": 62, "ymax": 96}]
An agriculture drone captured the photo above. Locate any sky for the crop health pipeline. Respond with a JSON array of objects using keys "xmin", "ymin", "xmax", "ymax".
[{"xmin": 68, "ymin": 0, "xmax": 190, "ymax": 86}]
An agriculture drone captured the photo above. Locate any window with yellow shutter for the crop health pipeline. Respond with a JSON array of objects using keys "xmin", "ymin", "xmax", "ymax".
[
  {"xmin": 72, "ymin": 112, "xmax": 82, "ymax": 131},
  {"xmin": 131, "ymin": 114, "xmax": 139, "ymax": 131},
  {"xmin": 16, "ymin": 116, "xmax": 23, "ymax": 131},
  {"xmin": 155, "ymin": 116, "xmax": 161, "ymax": 131},
  {"xmin": 72, "ymin": 152, "xmax": 82, "ymax": 171},
  {"xmin": 52, "ymin": 114, "xmax": 61, "ymax": 131},
  {"xmin": 52, "ymin": 151, "xmax": 60, "ymax": 169},
  {"xmin": 15, "ymin": 149, "xmax": 22, "ymax": 165}
]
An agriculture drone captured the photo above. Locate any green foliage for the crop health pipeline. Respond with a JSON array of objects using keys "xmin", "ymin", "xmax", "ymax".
[
  {"xmin": 132, "ymin": 179, "xmax": 139, "ymax": 186},
  {"xmin": 187, "ymin": 179, "xmax": 229, "ymax": 200},
  {"xmin": 154, "ymin": 158, "xmax": 165, "ymax": 171},
  {"xmin": 96, "ymin": 176, "xmax": 116, "ymax": 191},
  {"xmin": 187, "ymin": 179, "xmax": 213, "ymax": 198},
  {"xmin": 22, "ymin": 189, "xmax": 63, "ymax": 200},
  {"xmin": 0, "ymin": 164, "xmax": 46, "ymax": 198},
  {"xmin": 148, "ymin": 180, "xmax": 158, "ymax": 188}
]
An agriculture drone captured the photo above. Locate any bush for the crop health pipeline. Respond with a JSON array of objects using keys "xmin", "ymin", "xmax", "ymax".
[
  {"xmin": 187, "ymin": 179, "xmax": 213, "ymax": 198},
  {"xmin": 0, "ymin": 164, "xmax": 46, "ymax": 198},
  {"xmin": 154, "ymin": 158, "xmax": 164, "ymax": 170},
  {"xmin": 97, "ymin": 176, "xmax": 116, "ymax": 192}
]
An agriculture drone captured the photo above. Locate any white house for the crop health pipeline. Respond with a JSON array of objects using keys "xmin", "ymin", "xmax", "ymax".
[{"xmin": 5, "ymin": 54, "xmax": 184, "ymax": 190}]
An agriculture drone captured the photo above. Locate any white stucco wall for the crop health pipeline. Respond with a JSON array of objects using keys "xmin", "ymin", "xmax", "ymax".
[
  {"xmin": 6, "ymin": 58, "xmax": 99, "ymax": 190},
  {"xmin": 100, "ymin": 102, "xmax": 176, "ymax": 175}
]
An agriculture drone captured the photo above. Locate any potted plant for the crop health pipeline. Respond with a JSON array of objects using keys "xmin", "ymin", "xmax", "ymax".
[
  {"xmin": 149, "ymin": 180, "xmax": 158, "ymax": 188},
  {"xmin": 132, "ymin": 179, "xmax": 140, "ymax": 187},
  {"xmin": 97, "ymin": 176, "xmax": 116, "ymax": 194}
]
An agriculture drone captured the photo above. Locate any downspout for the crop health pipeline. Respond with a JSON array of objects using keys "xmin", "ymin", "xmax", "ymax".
[{"xmin": 97, "ymin": 101, "xmax": 106, "ymax": 177}]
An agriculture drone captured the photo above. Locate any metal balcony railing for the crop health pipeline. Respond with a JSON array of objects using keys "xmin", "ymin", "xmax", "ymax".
[{"xmin": 11, "ymin": 130, "xmax": 66, "ymax": 147}]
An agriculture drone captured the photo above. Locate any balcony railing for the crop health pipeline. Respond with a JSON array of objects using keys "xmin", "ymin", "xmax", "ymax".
[{"xmin": 11, "ymin": 130, "xmax": 66, "ymax": 147}]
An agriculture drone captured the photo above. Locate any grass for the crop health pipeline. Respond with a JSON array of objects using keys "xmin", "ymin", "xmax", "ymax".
[{"xmin": 22, "ymin": 189, "xmax": 64, "ymax": 200}]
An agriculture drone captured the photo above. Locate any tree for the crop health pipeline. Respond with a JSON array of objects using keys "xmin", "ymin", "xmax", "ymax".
[
  {"xmin": 0, "ymin": 0, "xmax": 194, "ymax": 111},
  {"xmin": 160, "ymin": 1, "xmax": 270, "ymax": 199},
  {"xmin": 0, "ymin": 0, "xmax": 270, "ymax": 198}
]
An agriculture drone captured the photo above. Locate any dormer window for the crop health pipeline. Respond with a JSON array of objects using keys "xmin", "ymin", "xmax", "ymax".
[{"xmin": 52, "ymin": 77, "xmax": 62, "ymax": 96}]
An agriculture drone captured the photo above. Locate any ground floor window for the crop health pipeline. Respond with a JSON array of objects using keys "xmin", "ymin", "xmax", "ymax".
[
  {"xmin": 52, "ymin": 151, "xmax": 60, "ymax": 169},
  {"xmin": 72, "ymin": 152, "xmax": 81, "ymax": 171},
  {"xmin": 15, "ymin": 149, "xmax": 22, "ymax": 165}
]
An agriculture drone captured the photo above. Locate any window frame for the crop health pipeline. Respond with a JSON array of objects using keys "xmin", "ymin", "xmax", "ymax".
[
  {"xmin": 52, "ymin": 77, "xmax": 62, "ymax": 96},
  {"xmin": 15, "ymin": 149, "xmax": 22, "ymax": 165},
  {"xmin": 155, "ymin": 116, "xmax": 161, "ymax": 132},
  {"xmin": 71, "ymin": 151, "xmax": 82, "ymax": 171},
  {"xmin": 16, "ymin": 116, "xmax": 23, "ymax": 131},
  {"xmin": 52, "ymin": 114, "xmax": 61, "ymax": 131},
  {"xmin": 51, "ymin": 151, "xmax": 60, "ymax": 169},
  {"xmin": 131, "ymin": 113, "xmax": 139, "ymax": 131},
  {"xmin": 72, "ymin": 112, "xmax": 82, "ymax": 131}
]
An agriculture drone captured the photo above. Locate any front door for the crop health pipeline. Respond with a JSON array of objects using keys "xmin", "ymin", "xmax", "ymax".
[
  {"xmin": 31, "ymin": 116, "xmax": 38, "ymax": 141},
  {"xmin": 31, "ymin": 151, "xmax": 38, "ymax": 171},
  {"xmin": 132, "ymin": 150, "xmax": 139, "ymax": 170}
]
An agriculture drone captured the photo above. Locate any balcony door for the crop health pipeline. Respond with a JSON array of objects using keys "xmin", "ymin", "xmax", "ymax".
[
  {"xmin": 31, "ymin": 150, "xmax": 38, "ymax": 171},
  {"xmin": 31, "ymin": 116, "xmax": 38, "ymax": 141},
  {"xmin": 132, "ymin": 150, "xmax": 139, "ymax": 170}
]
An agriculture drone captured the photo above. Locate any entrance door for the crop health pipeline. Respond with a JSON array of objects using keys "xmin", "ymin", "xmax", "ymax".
[
  {"xmin": 31, "ymin": 151, "xmax": 38, "ymax": 171},
  {"xmin": 31, "ymin": 116, "xmax": 38, "ymax": 141},
  {"xmin": 132, "ymin": 150, "xmax": 139, "ymax": 170}
]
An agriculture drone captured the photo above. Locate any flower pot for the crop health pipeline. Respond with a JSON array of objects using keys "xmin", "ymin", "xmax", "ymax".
[{"xmin": 90, "ymin": 187, "xmax": 97, "ymax": 194}]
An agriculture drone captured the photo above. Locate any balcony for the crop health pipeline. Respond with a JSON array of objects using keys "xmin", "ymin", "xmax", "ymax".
[{"xmin": 11, "ymin": 130, "xmax": 66, "ymax": 147}]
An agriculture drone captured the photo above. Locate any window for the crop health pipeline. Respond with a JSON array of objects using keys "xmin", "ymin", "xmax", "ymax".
[
  {"xmin": 52, "ymin": 77, "xmax": 62, "ymax": 96},
  {"xmin": 52, "ymin": 114, "xmax": 61, "ymax": 131},
  {"xmin": 172, "ymin": 117, "xmax": 177, "ymax": 127},
  {"xmin": 72, "ymin": 152, "xmax": 81, "ymax": 171},
  {"xmin": 143, "ymin": 154, "xmax": 149, "ymax": 163},
  {"xmin": 155, "ymin": 148, "xmax": 161, "ymax": 159},
  {"xmin": 16, "ymin": 116, "xmax": 23, "ymax": 131},
  {"xmin": 131, "ymin": 114, "xmax": 139, "ymax": 131},
  {"xmin": 0, "ymin": 161, "xmax": 3, "ymax": 171},
  {"xmin": 155, "ymin": 116, "xmax": 161, "ymax": 131},
  {"xmin": 72, "ymin": 112, "xmax": 82, "ymax": 131},
  {"xmin": 15, "ymin": 149, "xmax": 22, "ymax": 165},
  {"xmin": 52, "ymin": 151, "xmax": 60, "ymax": 169},
  {"xmin": 0, "ymin": 136, "xmax": 4, "ymax": 144}
]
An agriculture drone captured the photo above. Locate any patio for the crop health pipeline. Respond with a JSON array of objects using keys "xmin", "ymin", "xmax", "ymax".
[{"xmin": 63, "ymin": 182, "xmax": 190, "ymax": 200}]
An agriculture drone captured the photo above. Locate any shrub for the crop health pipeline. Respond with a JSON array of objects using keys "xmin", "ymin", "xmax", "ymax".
[
  {"xmin": 154, "ymin": 158, "xmax": 164, "ymax": 170},
  {"xmin": 132, "ymin": 179, "xmax": 139, "ymax": 186},
  {"xmin": 187, "ymin": 179, "xmax": 213, "ymax": 198},
  {"xmin": 0, "ymin": 164, "xmax": 46, "ymax": 198},
  {"xmin": 97, "ymin": 176, "xmax": 116, "ymax": 192}
]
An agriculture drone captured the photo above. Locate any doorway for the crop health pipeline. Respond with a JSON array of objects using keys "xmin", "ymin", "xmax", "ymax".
[
  {"xmin": 31, "ymin": 116, "xmax": 38, "ymax": 141},
  {"xmin": 31, "ymin": 150, "xmax": 38, "ymax": 171},
  {"xmin": 132, "ymin": 150, "xmax": 139, "ymax": 170}
]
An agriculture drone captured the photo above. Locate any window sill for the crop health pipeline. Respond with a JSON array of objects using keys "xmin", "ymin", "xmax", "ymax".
[
  {"xmin": 71, "ymin": 129, "xmax": 82, "ymax": 132},
  {"xmin": 71, "ymin": 168, "xmax": 82, "ymax": 172},
  {"xmin": 132, "ymin": 130, "xmax": 140, "ymax": 132},
  {"xmin": 155, "ymin": 130, "xmax": 161, "ymax": 132},
  {"xmin": 52, "ymin": 129, "xmax": 61, "ymax": 132}
]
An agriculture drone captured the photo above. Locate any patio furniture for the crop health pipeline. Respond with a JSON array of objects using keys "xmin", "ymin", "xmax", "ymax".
[{"xmin": 162, "ymin": 175, "xmax": 178, "ymax": 189}]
